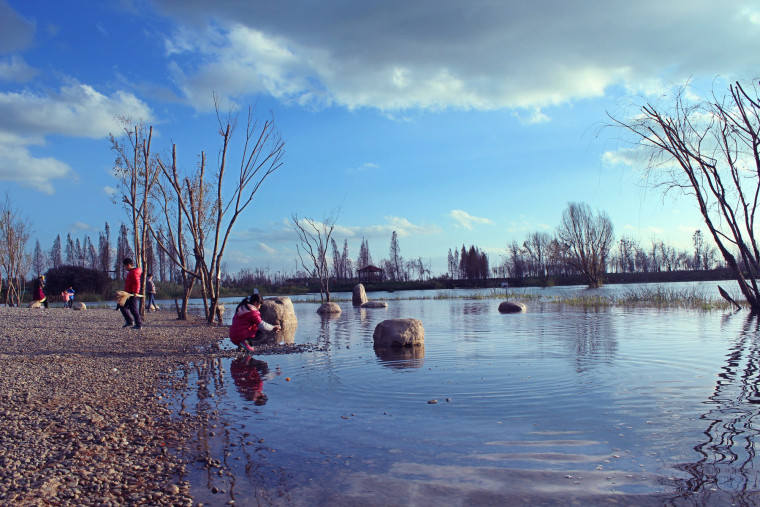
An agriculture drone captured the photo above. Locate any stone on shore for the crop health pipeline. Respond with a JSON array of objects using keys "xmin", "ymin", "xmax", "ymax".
[
  {"xmin": 498, "ymin": 301, "xmax": 526, "ymax": 313},
  {"xmin": 28, "ymin": 301, "xmax": 43, "ymax": 309},
  {"xmin": 317, "ymin": 302, "xmax": 342, "ymax": 315},
  {"xmin": 72, "ymin": 301, "xmax": 87, "ymax": 311},
  {"xmin": 352, "ymin": 284, "xmax": 368, "ymax": 306},
  {"xmin": 361, "ymin": 301, "xmax": 388, "ymax": 308},
  {"xmin": 373, "ymin": 318, "xmax": 424, "ymax": 348},
  {"xmin": 260, "ymin": 297, "xmax": 298, "ymax": 328}
]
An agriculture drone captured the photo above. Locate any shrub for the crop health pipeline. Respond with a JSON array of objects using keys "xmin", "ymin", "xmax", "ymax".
[{"xmin": 45, "ymin": 265, "xmax": 110, "ymax": 297}]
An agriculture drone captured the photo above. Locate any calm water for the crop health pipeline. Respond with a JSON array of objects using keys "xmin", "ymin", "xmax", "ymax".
[{"xmin": 167, "ymin": 284, "xmax": 760, "ymax": 506}]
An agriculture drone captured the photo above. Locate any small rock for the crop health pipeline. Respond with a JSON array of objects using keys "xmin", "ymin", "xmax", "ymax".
[{"xmin": 428, "ymin": 399, "xmax": 438, "ymax": 404}]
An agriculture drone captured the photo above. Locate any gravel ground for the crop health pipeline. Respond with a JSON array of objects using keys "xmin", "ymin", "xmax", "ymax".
[{"xmin": 0, "ymin": 306, "xmax": 232, "ymax": 507}]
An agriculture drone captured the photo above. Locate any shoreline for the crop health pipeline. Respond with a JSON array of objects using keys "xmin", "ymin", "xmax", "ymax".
[{"xmin": 0, "ymin": 307, "xmax": 230, "ymax": 506}]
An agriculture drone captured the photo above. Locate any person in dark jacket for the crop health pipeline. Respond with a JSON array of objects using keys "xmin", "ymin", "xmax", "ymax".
[
  {"xmin": 121, "ymin": 258, "xmax": 143, "ymax": 330},
  {"xmin": 145, "ymin": 273, "xmax": 156, "ymax": 312},
  {"xmin": 32, "ymin": 276, "xmax": 48, "ymax": 309}
]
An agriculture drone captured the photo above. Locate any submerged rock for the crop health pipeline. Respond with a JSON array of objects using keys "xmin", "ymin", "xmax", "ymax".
[
  {"xmin": 317, "ymin": 302, "xmax": 342, "ymax": 315},
  {"xmin": 373, "ymin": 318, "xmax": 424, "ymax": 348},
  {"xmin": 352, "ymin": 284, "xmax": 368, "ymax": 306},
  {"xmin": 498, "ymin": 301, "xmax": 526, "ymax": 313},
  {"xmin": 361, "ymin": 301, "xmax": 388, "ymax": 308}
]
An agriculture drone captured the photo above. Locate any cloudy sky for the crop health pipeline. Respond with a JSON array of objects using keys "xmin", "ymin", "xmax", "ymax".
[{"xmin": 1, "ymin": 0, "xmax": 758, "ymax": 275}]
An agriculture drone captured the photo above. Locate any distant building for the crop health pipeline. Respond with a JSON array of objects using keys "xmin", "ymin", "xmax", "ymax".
[{"xmin": 358, "ymin": 265, "xmax": 384, "ymax": 284}]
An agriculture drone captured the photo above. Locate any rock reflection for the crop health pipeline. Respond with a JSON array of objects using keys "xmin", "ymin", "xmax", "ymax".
[
  {"xmin": 255, "ymin": 323, "xmax": 298, "ymax": 344},
  {"xmin": 374, "ymin": 345, "xmax": 425, "ymax": 369},
  {"xmin": 666, "ymin": 313, "xmax": 760, "ymax": 506},
  {"xmin": 230, "ymin": 356, "xmax": 270, "ymax": 405}
]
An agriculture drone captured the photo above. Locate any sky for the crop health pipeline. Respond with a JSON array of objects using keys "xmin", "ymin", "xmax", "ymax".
[{"xmin": 1, "ymin": 0, "xmax": 759, "ymax": 276}]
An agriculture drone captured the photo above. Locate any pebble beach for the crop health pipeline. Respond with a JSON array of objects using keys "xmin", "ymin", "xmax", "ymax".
[{"xmin": 0, "ymin": 306, "xmax": 230, "ymax": 507}]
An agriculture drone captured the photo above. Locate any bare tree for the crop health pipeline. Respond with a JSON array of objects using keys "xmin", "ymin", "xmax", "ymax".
[
  {"xmin": 0, "ymin": 194, "xmax": 32, "ymax": 306},
  {"xmin": 110, "ymin": 119, "xmax": 161, "ymax": 313},
  {"xmin": 608, "ymin": 80, "xmax": 760, "ymax": 310},
  {"xmin": 293, "ymin": 210, "xmax": 338, "ymax": 303},
  {"xmin": 149, "ymin": 98, "xmax": 285, "ymax": 323},
  {"xmin": 556, "ymin": 202, "xmax": 614, "ymax": 287}
]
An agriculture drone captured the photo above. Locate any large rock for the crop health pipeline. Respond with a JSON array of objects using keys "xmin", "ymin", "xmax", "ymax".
[
  {"xmin": 373, "ymin": 318, "xmax": 424, "ymax": 348},
  {"xmin": 498, "ymin": 301, "xmax": 526, "ymax": 313},
  {"xmin": 28, "ymin": 301, "xmax": 43, "ymax": 309},
  {"xmin": 317, "ymin": 302, "xmax": 342, "ymax": 315},
  {"xmin": 72, "ymin": 302, "xmax": 87, "ymax": 311},
  {"xmin": 352, "ymin": 284, "xmax": 368, "ymax": 306},
  {"xmin": 361, "ymin": 301, "xmax": 388, "ymax": 308},
  {"xmin": 260, "ymin": 297, "xmax": 298, "ymax": 328}
]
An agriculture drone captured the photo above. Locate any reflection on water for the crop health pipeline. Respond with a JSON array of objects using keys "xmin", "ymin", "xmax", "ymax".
[
  {"xmin": 374, "ymin": 345, "xmax": 425, "ymax": 369},
  {"xmin": 169, "ymin": 292, "xmax": 760, "ymax": 506},
  {"xmin": 230, "ymin": 356, "xmax": 269, "ymax": 405},
  {"xmin": 666, "ymin": 313, "xmax": 760, "ymax": 506}
]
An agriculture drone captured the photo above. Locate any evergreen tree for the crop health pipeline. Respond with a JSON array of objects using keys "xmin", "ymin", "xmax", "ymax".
[
  {"xmin": 50, "ymin": 235, "xmax": 62, "ymax": 269},
  {"xmin": 99, "ymin": 222, "xmax": 112, "ymax": 277},
  {"xmin": 388, "ymin": 231, "xmax": 403, "ymax": 281},
  {"xmin": 342, "ymin": 239, "xmax": 351, "ymax": 280},
  {"xmin": 33, "ymin": 239, "xmax": 46, "ymax": 276},
  {"xmin": 65, "ymin": 233, "xmax": 74, "ymax": 265}
]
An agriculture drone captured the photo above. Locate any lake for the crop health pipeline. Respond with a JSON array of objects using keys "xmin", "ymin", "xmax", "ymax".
[{"xmin": 167, "ymin": 282, "xmax": 760, "ymax": 506}]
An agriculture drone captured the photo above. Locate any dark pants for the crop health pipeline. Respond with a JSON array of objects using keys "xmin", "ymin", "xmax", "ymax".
[
  {"xmin": 146, "ymin": 293, "xmax": 156, "ymax": 311},
  {"xmin": 120, "ymin": 296, "xmax": 142, "ymax": 327},
  {"xmin": 67, "ymin": 299, "xmax": 73, "ymax": 308}
]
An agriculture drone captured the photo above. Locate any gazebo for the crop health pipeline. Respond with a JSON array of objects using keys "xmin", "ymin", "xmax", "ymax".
[{"xmin": 358, "ymin": 265, "xmax": 384, "ymax": 284}]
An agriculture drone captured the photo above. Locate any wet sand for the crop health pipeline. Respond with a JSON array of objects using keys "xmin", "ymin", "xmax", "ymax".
[{"xmin": 0, "ymin": 306, "xmax": 229, "ymax": 506}]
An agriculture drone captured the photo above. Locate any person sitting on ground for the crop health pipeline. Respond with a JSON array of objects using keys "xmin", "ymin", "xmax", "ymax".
[
  {"xmin": 120, "ymin": 258, "xmax": 143, "ymax": 330},
  {"xmin": 32, "ymin": 276, "xmax": 48, "ymax": 309},
  {"xmin": 229, "ymin": 294, "xmax": 281, "ymax": 352},
  {"xmin": 145, "ymin": 273, "xmax": 157, "ymax": 312},
  {"xmin": 66, "ymin": 286, "xmax": 75, "ymax": 309}
]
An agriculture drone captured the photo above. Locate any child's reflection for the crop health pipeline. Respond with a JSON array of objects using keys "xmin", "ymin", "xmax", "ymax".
[{"xmin": 230, "ymin": 356, "xmax": 274, "ymax": 406}]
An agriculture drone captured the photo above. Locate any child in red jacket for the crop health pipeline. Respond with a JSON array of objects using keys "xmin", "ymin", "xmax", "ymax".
[{"xmin": 229, "ymin": 294, "xmax": 281, "ymax": 352}]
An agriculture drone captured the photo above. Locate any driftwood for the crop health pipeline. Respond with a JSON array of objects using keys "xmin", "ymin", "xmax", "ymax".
[{"xmin": 718, "ymin": 285, "xmax": 742, "ymax": 311}]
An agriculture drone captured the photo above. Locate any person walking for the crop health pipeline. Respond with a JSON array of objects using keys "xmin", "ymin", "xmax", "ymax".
[
  {"xmin": 66, "ymin": 287, "xmax": 75, "ymax": 309},
  {"xmin": 32, "ymin": 276, "xmax": 48, "ymax": 309},
  {"xmin": 145, "ymin": 273, "xmax": 156, "ymax": 312},
  {"xmin": 120, "ymin": 258, "xmax": 143, "ymax": 330}
]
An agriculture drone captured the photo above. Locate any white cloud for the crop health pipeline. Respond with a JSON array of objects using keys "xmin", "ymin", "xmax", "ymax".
[
  {"xmin": 448, "ymin": 210, "xmax": 493, "ymax": 230},
  {"xmin": 0, "ymin": 135, "xmax": 72, "ymax": 194},
  {"xmin": 69, "ymin": 221, "xmax": 97, "ymax": 232},
  {"xmin": 236, "ymin": 215, "xmax": 441, "ymax": 243},
  {"xmin": 0, "ymin": 83, "xmax": 154, "ymax": 138},
  {"xmin": 258, "ymin": 242, "xmax": 277, "ymax": 255},
  {"xmin": 0, "ymin": 83, "xmax": 153, "ymax": 193},
  {"xmin": 103, "ymin": 186, "xmax": 117, "ymax": 196},
  {"xmin": 0, "ymin": 56, "xmax": 39, "ymax": 82},
  {"xmin": 624, "ymin": 224, "xmax": 664, "ymax": 234},
  {"xmin": 348, "ymin": 162, "xmax": 379, "ymax": 173},
  {"xmin": 154, "ymin": 1, "xmax": 760, "ymax": 113}
]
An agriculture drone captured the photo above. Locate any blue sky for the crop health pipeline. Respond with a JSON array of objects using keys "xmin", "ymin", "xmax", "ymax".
[{"xmin": 1, "ymin": 0, "xmax": 759, "ymax": 275}]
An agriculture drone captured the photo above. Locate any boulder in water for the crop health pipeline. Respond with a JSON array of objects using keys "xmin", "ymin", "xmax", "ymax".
[
  {"xmin": 498, "ymin": 301, "xmax": 526, "ymax": 313},
  {"xmin": 352, "ymin": 284, "xmax": 368, "ymax": 306},
  {"xmin": 373, "ymin": 318, "xmax": 424, "ymax": 348}
]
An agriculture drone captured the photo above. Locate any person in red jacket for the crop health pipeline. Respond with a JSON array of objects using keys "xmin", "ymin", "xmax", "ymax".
[
  {"xmin": 121, "ymin": 258, "xmax": 143, "ymax": 330},
  {"xmin": 229, "ymin": 294, "xmax": 280, "ymax": 352}
]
